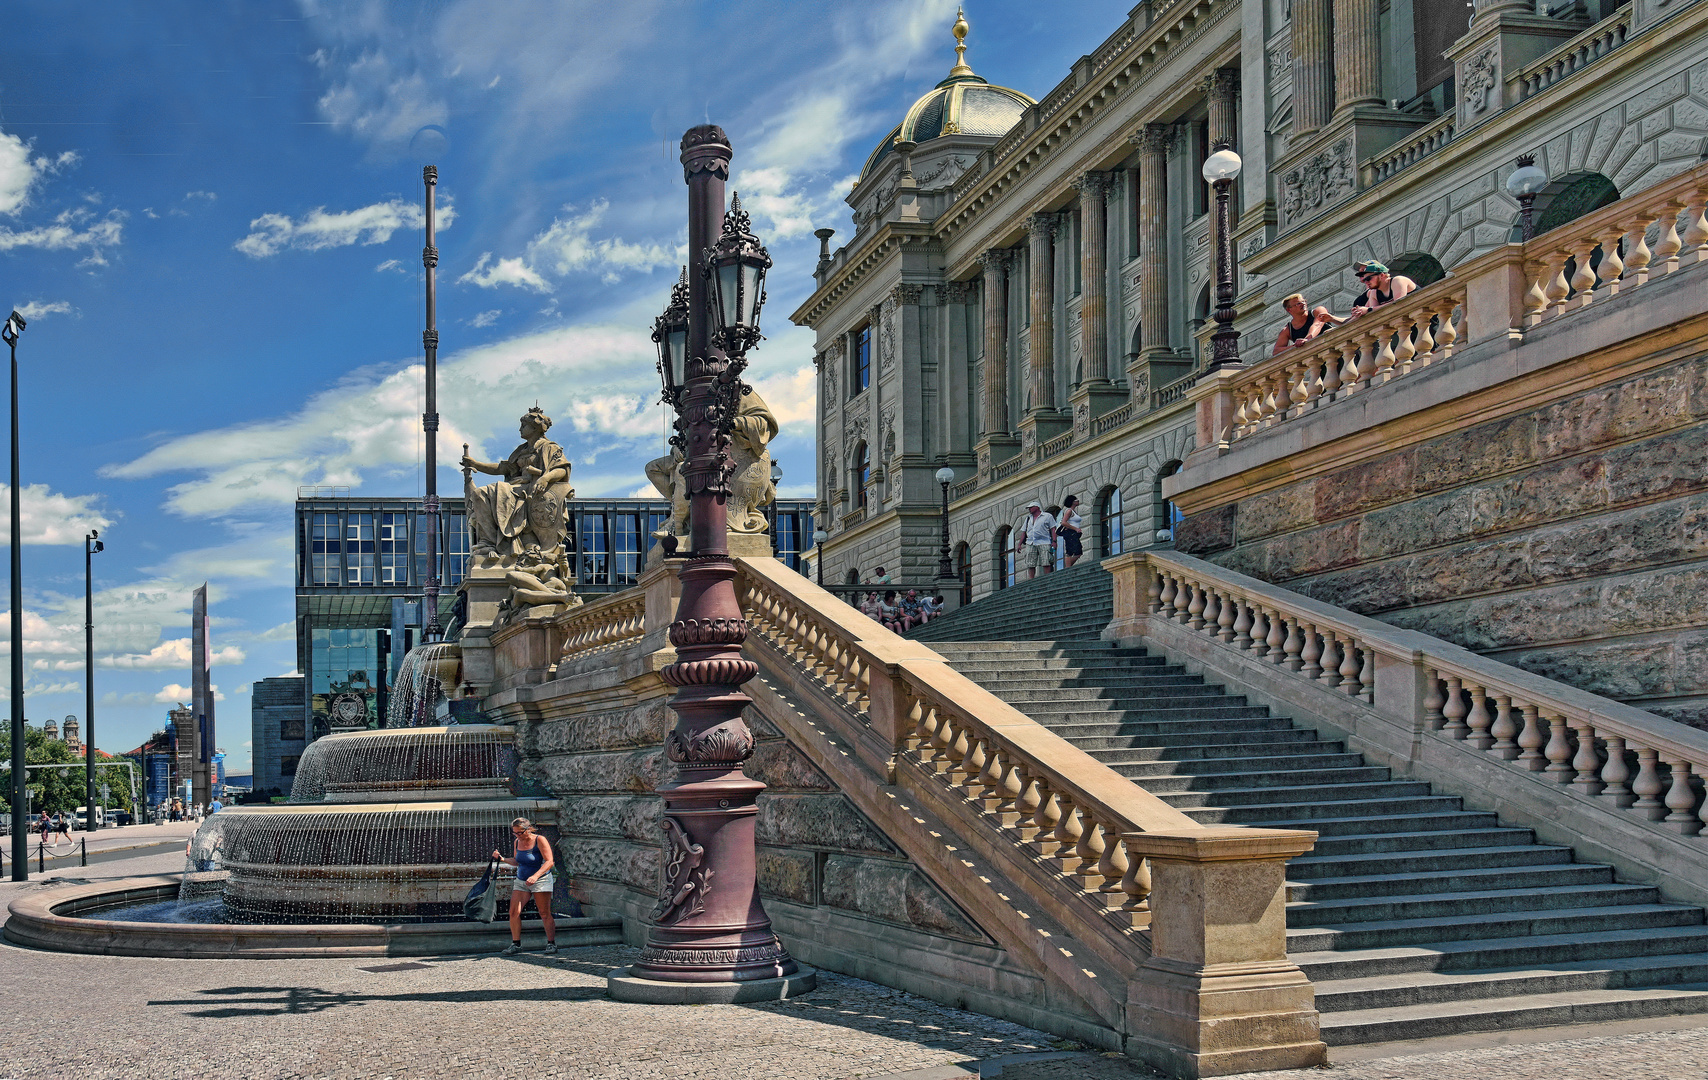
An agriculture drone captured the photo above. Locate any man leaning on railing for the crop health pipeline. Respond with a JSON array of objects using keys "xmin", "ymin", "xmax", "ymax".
[{"xmin": 1348, "ymin": 260, "xmax": 1417, "ymax": 318}]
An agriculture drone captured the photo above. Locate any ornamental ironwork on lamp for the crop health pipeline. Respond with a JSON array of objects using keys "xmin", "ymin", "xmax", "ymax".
[
  {"xmin": 653, "ymin": 266, "xmax": 691, "ymax": 418},
  {"xmin": 706, "ymin": 192, "xmax": 772, "ymax": 360}
]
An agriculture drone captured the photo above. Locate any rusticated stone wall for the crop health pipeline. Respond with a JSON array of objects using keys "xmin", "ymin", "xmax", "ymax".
[
  {"xmin": 1176, "ymin": 350, "xmax": 1708, "ymax": 727},
  {"xmin": 505, "ymin": 652, "xmax": 990, "ymax": 961}
]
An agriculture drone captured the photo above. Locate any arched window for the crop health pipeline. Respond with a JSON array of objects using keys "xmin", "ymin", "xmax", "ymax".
[
  {"xmin": 1191, "ymin": 281, "xmax": 1213, "ymax": 364},
  {"xmin": 1391, "ymin": 253, "xmax": 1445, "ymax": 288},
  {"xmin": 1154, "ymin": 462, "xmax": 1183, "ymax": 543},
  {"xmin": 995, "ymin": 527, "xmax": 1014, "ymax": 590},
  {"xmin": 1534, "ymin": 173, "xmax": 1620, "ymax": 236},
  {"xmin": 853, "ymin": 442, "xmax": 870, "ymax": 510},
  {"xmin": 845, "ymin": 568, "xmax": 861, "ymax": 585},
  {"xmin": 1099, "ymin": 486, "xmax": 1124, "ymax": 557},
  {"xmin": 954, "ymin": 542, "xmax": 972, "ymax": 606}
]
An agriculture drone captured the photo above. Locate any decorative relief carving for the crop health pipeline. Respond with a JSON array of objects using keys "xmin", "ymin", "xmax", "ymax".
[
  {"xmin": 666, "ymin": 720, "xmax": 755, "ymax": 764},
  {"xmin": 1463, "ymin": 47, "xmax": 1499, "ymax": 114},
  {"xmin": 1281, "ymin": 138, "xmax": 1355, "ymax": 227},
  {"xmin": 1074, "ymin": 401, "xmax": 1090, "ymax": 436},
  {"xmin": 823, "ymin": 362, "xmax": 837, "ymax": 403},
  {"xmin": 1242, "ymin": 233, "xmax": 1268, "ymax": 259},
  {"xmin": 653, "ymin": 816, "xmax": 712, "ymax": 924},
  {"xmin": 1072, "ymin": 170, "xmax": 1111, "ymax": 198},
  {"xmin": 879, "ymin": 405, "xmax": 897, "ymax": 461},
  {"xmin": 891, "ymin": 283, "xmax": 923, "ymax": 307},
  {"xmin": 638, "ymin": 943, "xmax": 790, "ymax": 968},
  {"xmin": 916, "ymin": 155, "xmax": 971, "ymax": 188},
  {"xmin": 1133, "ymin": 369, "xmax": 1151, "ymax": 401},
  {"xmin": 1267, "ymin": 38, "xmax": 1294, "ymax": 81},
  {"xmin": 668, "ymin": 617, "xmax": 748, "ymax": 649}
]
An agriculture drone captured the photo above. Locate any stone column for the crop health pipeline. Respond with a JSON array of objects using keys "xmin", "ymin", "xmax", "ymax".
[
  {"xmin": 974, "ymin": 250, "xmax": 1020, "ymax": 479},
  {"xmin": 1134, "ymin": 124, "xmax": 1171, "ymax": 373},
  {"xmin": 1206, "ymin": 69, "xmax": 1238, "ymax": 151},
  {"xmin": 1025, "ymin": 212, "xmax": 1057, "ymax": 415},
  {"xmin": 1333, "ymin": 0, "xmax": 1383, "ymax": 113},
  {"xmin": 1290, "ymin": 0, "xmax": 1334, "ymax": 138},
  {"xmin": 1074, "ymin": 172, "xmax": 1111, "ymax": 387}
]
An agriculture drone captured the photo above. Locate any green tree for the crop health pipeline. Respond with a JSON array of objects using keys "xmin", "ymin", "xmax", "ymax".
[{"xmin": 1, "ymin": 728, "xmax": 136, "ymax": 817}]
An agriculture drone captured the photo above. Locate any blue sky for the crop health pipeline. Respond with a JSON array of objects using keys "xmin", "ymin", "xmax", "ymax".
[{"xmin": 1, "ymin": 0, "xmax": 1132, "ymax": 772}]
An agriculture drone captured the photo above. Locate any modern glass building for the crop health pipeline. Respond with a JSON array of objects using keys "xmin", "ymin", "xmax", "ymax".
[{"xmin": 293, "ymin": 489, "xmax": 814, "ymax": 745}]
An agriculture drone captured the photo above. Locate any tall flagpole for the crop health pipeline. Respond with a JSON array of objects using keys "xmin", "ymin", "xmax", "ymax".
[{"xmin": 422, "ymin": 166, "xmax": 443, "ymax": 642}]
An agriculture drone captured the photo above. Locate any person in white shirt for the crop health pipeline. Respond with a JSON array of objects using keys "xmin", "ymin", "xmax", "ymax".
[
  {"xmin": 1057, "ymin": 494, "xmax": 1085, "ymax": 568},
  {"xmin": 1014, "ymin": 500, "xmax": 1058, "ymax": 580}
]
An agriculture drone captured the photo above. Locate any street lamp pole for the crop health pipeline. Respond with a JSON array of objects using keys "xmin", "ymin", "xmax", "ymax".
[
  {"xmin": 1203, "ymin": 145, "xmax": 1244, "ymax": 372},
  {"xmin": 1507, "ymin": 154, "xmax": 1548, "ymax": 242},
  {"xmin": 812, "ymin": 529, "xmax": 828, "ymax": 587},
  {"xmin": 421, "ymin": 165, "xmax": 444, "ymax": 642},
  {"xmin": 85, "ymin": 530, "xmax": 102, "ymax": 832},
  {"xmin": 612, "ymin": 124, "xmax": 809, "ymax": 1001},
  {"xmin": 4, "ymin": 310, "xmax": 25, "ymax": 880},
  {"xmin": 934, "ymin": 467, "xmax": 955, "ymax": 580}
]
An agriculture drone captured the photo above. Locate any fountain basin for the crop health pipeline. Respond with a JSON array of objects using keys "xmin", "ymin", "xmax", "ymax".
[{"xmin": 3, "ymin": 875, "xmax": 625, "ymax": 958}]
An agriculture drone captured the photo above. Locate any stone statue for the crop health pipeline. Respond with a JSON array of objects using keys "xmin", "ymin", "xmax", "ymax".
[
  {"xmin": 460, "ymin": 407, "xmax": 574, "ymax": 567},
  {"xmin": 644, "ymin": 387, "xmax": 779, "ymax": 552},
  {"xmin": 498, "ymin": 544, "xmax": 579, "ymax": 618},
  {"xmin": 644, "ymin": 446, "xmax": 690, "ymax": 541}
]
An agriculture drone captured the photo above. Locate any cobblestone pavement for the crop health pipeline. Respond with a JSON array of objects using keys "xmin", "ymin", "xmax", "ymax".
[{"xmin": 2, "ymin": 848, "xmax": 1706, "ymax": 1078}]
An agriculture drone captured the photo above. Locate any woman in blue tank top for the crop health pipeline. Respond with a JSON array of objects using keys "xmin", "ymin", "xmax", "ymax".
[{"xmin": 493, "ymin": 816, "xmax": 557, "ymax": 955}]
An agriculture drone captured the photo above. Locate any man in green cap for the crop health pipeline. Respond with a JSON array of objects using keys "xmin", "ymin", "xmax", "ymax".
[{"xmin": 1349, "ymin": 260, "xmax": 1416, "ymax": 318}]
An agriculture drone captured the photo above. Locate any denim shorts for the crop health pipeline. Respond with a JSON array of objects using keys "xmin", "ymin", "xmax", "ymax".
[{"xmin": 512, "ymin": 872, "xmax": 553, "ymax": 894}]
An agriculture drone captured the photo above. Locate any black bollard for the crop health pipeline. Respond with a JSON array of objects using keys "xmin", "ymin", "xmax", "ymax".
[
  {"xmin": 80, "ymin": 837, "xmax": 86, "ymax": 867},
  {"xmin": 37, "ymin": 840, "xmax": 43, "ymax": 875}
]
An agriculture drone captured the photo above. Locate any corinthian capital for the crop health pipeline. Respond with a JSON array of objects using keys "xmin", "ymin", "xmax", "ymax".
[
  {"xmin": 1073, "ymin": 170, "xmax": 1111, "ymax": 199},
  {"xmin": 1204, "ymin": 68, "xmax": 1239, "ymax": 105},
  {"xmin": 976, "ymin": 248, "xmax": 1010, "ymax": 275},
  {"xmin": 1130, "ymin": 122, "xmax": 1172, "ymax": 158},
  {"xmin": 1026, "ymin": 212, "xmax": 1057, "ymax": 243}
]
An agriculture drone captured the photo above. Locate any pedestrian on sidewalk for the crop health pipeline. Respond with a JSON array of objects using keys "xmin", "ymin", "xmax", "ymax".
[
  {"xmin": 1015, "ymin": 501, "xmax": 1057, "ymax": 580},
  {"xmin": 493, "ymin": 817, "xmax": 558, "ymax": 956}
]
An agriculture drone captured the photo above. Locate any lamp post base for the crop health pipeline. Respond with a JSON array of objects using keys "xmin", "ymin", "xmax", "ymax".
[{"xmin": 607, "ymin": 965, "xmax": 817, "ymax": 1004}]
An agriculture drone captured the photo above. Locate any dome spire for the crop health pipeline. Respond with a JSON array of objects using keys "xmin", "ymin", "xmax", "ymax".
[{"xmin": 947, "ymin": 6, "xmax": 975, "ymax": 79}]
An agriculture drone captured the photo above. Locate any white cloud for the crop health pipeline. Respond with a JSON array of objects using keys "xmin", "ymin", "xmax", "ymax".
[
  {"xmin": 460, "ymin": 200, "xmax": 680, "ymax": 294},
  {"xmin": 99, "ymin": 690, "xmax": 159, "ymax": 707},
  {"xmin": 184, "ymin": 191, "xmax": 216, "ymax": 202},
  {"xmin": 375, "ymin": 258, "xmax": 405, "ymax": 273},
  {"xmin": 155, "ymin": 682, "xmax": 224, "ymax": 703},
  {"xmin": 102, "ymin": 638, "xmax": 247, "ymax": 670},
  {"xmin": 470, "ymin": 309, "xmax": 501, "ymax": 327},
  {"xmin": 14, "ymin": 301, "xmax": 72, "ymax": 321},
  {"xmin": 235, "ymin": 198, "xmax": 454, "ymax": 258},
  {"xmin": 317, "ymin": 54, "xmax": 450, "ymax": 156},
  {"xmin": 234, "ymin": 683, "xmax": 250, "ymax": 695},
  {"xmin": 0, "ymin": 207, "xmax": 124, "ymax": 262},
  {"xmin": 751, "ymin": 364, "xmax": 817, "ymax": 429},
  {"xmin": 0, "ymin": 484, "xmax": 113, "ymax": 545},
  {"xmin": 0, "ymin": 130, "xmax": 77, "ymax": 217}
]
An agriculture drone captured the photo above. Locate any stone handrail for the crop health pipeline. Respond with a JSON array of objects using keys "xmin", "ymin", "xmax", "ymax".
[
  {"xmin": 557, "ymin": 589, "xmax": 647, "ymax": 663},
  {"xmin": 952, "ymin": 475, "xmax": 981, "ymax": 500},
  {"xmin": 1509, "ymin": 6, "xmax": 1632, "ymax": 102},
  {"xmin": 1521, "ymin": 160, "xmax": 1708, "ymax": 329},
  {"xmin": 1090, "ymin": 401, "xmax": 1134, "ymax": 436},
  {"xmin": 1213, "ymin": 273, "xmax": 1467, "ymax": 447},
  {"xmin": 990, "ymin": 456, "xmax": 1024, "ymax": 482},
  {"xmin": 1106, "ymin": 549, "xmax": 1708, "ymax": 880},
  {"xmin": 736, "ymin": 554, "xmax": 1230, "ymax": 929},
  {"xmin": 1039, "ymin": 429, "xmax": 1075, "ymax": 460},
  {"xmin": 1361, "ymin": 111, "xmax": 1454, "ymax": 186},
  {"xmin": 1149, "ymin": 371, "xmax": 1196, "ymax": 409}
]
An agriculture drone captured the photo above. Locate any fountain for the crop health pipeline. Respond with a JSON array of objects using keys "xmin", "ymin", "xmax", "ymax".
[{"xmin": 3, "ymin": 649, "xmax": 624, "ymax": 955}]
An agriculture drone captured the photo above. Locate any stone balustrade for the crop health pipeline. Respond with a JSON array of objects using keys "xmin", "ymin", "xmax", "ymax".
[
  {"xmin": 1361, "ymin": 112, "xmax": 1455, "ymax": 186},
  {"xmin": 1039, "ymin": 429, "xmax": 1075, "ymax": 460},
  {"xmin": 1091, "ymin": 401, "xmax": 1135, "ymax": 436},
  {"xmin": 1106, "ymin": 548, "xmax": 1708, "ymax": 904},
  {"xmin": 1522, "ymin": 161, "xmax": 1708, "ymax": 329},
  {"xmin": 1510, "ymin": 6, "xmax": 1633, "ymax": 102},
  {"xmin": 557, "ymin": 590, "xmax": 647, "ymax": 664}
]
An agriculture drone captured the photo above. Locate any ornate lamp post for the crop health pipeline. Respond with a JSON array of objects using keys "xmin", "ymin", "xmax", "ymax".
[
  {"xmin": 610, "ymin": 125, "xmax": 812, "ymax": 1003},
  {"xmin": 420, "ymin": 165, "xmax": 444, "ymax": 641},
  {"xmin": 4, "ymin": 309, "xmax": 25, "ymax": 880},
  {"xmin": 812, "ymin": 529, "xmax": 828, "ymax": 587},
  {"xmin": 1202, "ymin": 146, "xmax": 1244, "ymax": 371},
  {"xmin": 767, "ymin": 460, "xmax": 783, "ymax": 556},
  {"xmin": 934, "ymin": 466, "xmax": 955, "ymax": 580},
  {"xmin": 1507, "ymin": 154, "xmax": 1548, "ymax": 241},
  {"xmin": 84, "ymin": 529, "xmax": 102, "ymax": 832}
]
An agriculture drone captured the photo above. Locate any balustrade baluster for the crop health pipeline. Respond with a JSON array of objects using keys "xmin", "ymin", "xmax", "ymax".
[
  {"xmin": 960, "ymin": 734, "xmax": 988, "ymax": 797},
  {"xmin": 1200, "ymin": 589, "xmax": 1221, "ymax": 637},
  {"xmin": 1626, "ymin": 214, "xmax": 1655, "ymax": 287},
  {"xmin": 1266, "ymin": 609, "xmax": 1287, "ymax": 664},
  {"xmin": 1173, "ymin": 579, "xmax": 1193, "ymax": 624},
  {"xmin": 1516, "ymin": 704, "xmax": 1546, "ymax": 770},
  {"xmin": 1282, "ymin": 617, "xmax": 1304, "ymax": 671},
  {"xmin": 1524, "ymin": 259, "xmax": 1551, "ymax": 325},
  {"xmin": 1298, "ymin": 358, "xmax": 1323, "ymax": 410},
  {"xmin": 981, "ymin": 743, "xmax": 1010, "ymax": 811},
  {"xmin": 1354, "ymin": 331, "xmax": 1380, "ymax": 387},
  {"xmin": 1357, "ymin": 647, "xmax": 1375, "ymax": 702},
  {"xmin": 1656, "ymin": 207, "xmax": 1683, "ymax": 273},
  {"xmin": 905, "ymin": 698, "xmax": 927, "ymax": 752},
  {"xmin": 1662, "ymin": 757, "xmax": 1702, "ymax": 835},
  {"xmin": 1436, "ymin": 304, "xmax": 1458, "ymax": 356},
  {"xmin": 1682, "ymin": 197, "xmax": 1708, "ymax": 262},
  {"xmin": 1599, "ymin": 735, "xmax": 1634, "ymax": 808},
  {"xmin": 1413, "ymin": 310, "xmax": 1437, "ymax": 367},
  {"xmin": 1232, "ymin": 391, "xmax": 1251, "ymax": 436},
  {"xmin": 1488, "ymin": 694, "xmax": 1519, "ymax": 757},
  {"xmin": 1016, "ymin": 764, "xmax": 1043, "ymax": 840},
  {"xmin": 1320, "ymin": 345, "xmax": 1343, "ymax": 398},
  {"xmin": 1319, "ymin": 634, "xmax": 1343, "ymax": 690},
  {"xmin": 1259, "ymin": 373, "xmax": 1279, "ymax": 424},
  {"xmin": 1423, "ymin": 673, "xmax": 1445, "ymax": 730},
  {"xmin": 1570, "ymin": 242, "xmax": 1599, "ymax": 307},
  {"xmin": 1393, "ymin": 316, "xmax": 1417, "ymax": 374},
  {"xmin": 1465, "ymin": 685, "xmax": 1494, "ymax": 749},
  {"xmin": 1157, "ymin": 574, "xmax": 1177, "ymax": 617},
  {"xmin": 1632, "ymin": 746, "xmax": 1667, "ymax": 820},
  {"xmin": 1597, "ymin": 228, "xmax": 1626, "ymax": 295},
  {"xmin": 1337, "ymin": 341, "xmax": 1361, "ymax": 398},
  {"xmin": 1120, "ymin": 839, "xmax": 1152, "ymax": 921},
  {"xmin": 1232, "ymin": 600, "xmax": 1253, "ymax": 648},
  {"xmin": 1052, "ymin": 798, "xmax": 1085, "ymax": 873},
  {"xmin": 1569, "ymin": 719, "xmax": 1604, "ymax": 794},
  {"xmin": 1273, "ymin": 364, "xmax": 1294, "ymax": 418},
  {"xmin": 1033, "ymin": 784, "xmax": 1062, "ymax": 855},
  {"xmin": 1098, "ymin": 823, "xmax": 1128, "ymax": 896},
  {"xmin": 1543, "ymin": 714, "xmax": 1575, "ymax": 781},
  {"xmin": 1374, "ymin": 322, "xmax": 1398, "ymax": 380},
  {"xmin": 1441, "ymin": 676, "xmax": 1469, "ymax": 737},
  {"xmin": 1545, "ymin": 250, "xmax": 1571, "ymax": 315},
  {"xmin": 1146, "ymin": 572, "xmax": 1163, "ymax": 614},
  {"xmin": 1248, "ymin": 606, "xmax": 1270, "ymax": 658},
  {"xmin": 1075, "ymin": 813, "xmax": 1107, "ymax": 890},
  {"xmin": 1216, "ymin": 592, "xmax": 1237, "ymax": 642},
  {"xmin": 944, "ymin": 718, "xmax": 972, "ymax": 781},
  {"xmin": 1187, "ymin": 583, "xmax": 1207, "ymax": 630},
  {"xmin": 1339, "ymin": 640, "xmax": 1362, "ymax": 696},
  {"xmin": 1300, "ymin": 624, "xmax": 1322, "ymax": 678}
]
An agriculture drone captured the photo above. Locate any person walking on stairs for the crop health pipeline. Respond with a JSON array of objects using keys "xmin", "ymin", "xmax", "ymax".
[{"xmin": 1015, "ymin": 501, "xmax": 1057, "ymax": 580}]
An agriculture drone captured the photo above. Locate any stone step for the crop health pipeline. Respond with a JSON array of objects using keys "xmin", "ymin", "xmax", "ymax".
[
  {"xmin": 1080, "ymin": 738, "xmax": 1344, "ymax": 762},
  {"xmin": 1042, "ymin": 716, "xmax": 1300, "ymax": 739},
  {"xmin": 1069, "ymin": 730, "xmax": 1330, "ymax": 753},
  {"xmin": 1294, "ymin": 926, "xmax": 1708, "ymax": 981},
  {"xmin": 1288, "ymin": 883, "xmax": 1660, "ymax": 927},
  {"xmin": 960, "ymin": 675, "xmax": 1225, "ymax": 694},
  {"xmin": 1285, "ymin": 902, "xmax": 1704, "ymax": 953},
  {"xmin": 946, "ymin": 658, "xmax": 1178, "ymax": 676},
  {"xmin": 1161, "ymin": 779, "xmax": 1435, "ymax": 810},
  {"xmin": 1290, "ymin": 843, "xmax": 1572, "ymax": 877},
  {"xmin": 993, "ymin": 687, "xmax": 1254, "ymax": 708},
  {"xmin": 1259, "ymin": 811, "xmax": 1500, "ymax": 838},
  {"xmin": 1131, "ymin": 766, "xmax": 1395, "ymax": 795},
  {"xmin": 1311, "ymin": 953, "xmax": 1708, "ymax": 1015},
  {"xmin": 1287, "ymin": 862, "xmax": 1609, "ymax": 902},
  {"xmin": 1105, "ymin": 751, "xmax": 1368, "ymax": 778},
  {"xmin": 1181, "ymin": 794, "xmax": 1463, "ymax": 824},
  {"xmin": 1315, "ymin": 982, "xmax": 1708, "ymax": 1046},
  {"xmin": 1303, "ymin": 827, "xmax": 1541, "ymax": 857},
  {"xmin": 1022, "ymin": 704, "xmax": 1277, "ymax": 723}
]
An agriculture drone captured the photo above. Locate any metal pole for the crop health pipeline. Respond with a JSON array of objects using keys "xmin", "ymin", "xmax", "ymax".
[
  {"xmin": 422, "ymin": 165, "xmax": 443, "ymax": 641},
  {"xmin": 937, "ymin": 481, "xmax": 953, "ymax": 579},
  {"xmin": 1207, "ymin": 174, "xmax": 1242, "ymax": 371},
  {"xmin": 84, "ymin": 535, "xmax": 95, "ymax": 833},
  {"xmin": 621, "ymin": 125, "xmax": 800, "ymax": 991},
  {"xmin": 9, "ymin": 323, "xmax": 24, "ymax": 880}
]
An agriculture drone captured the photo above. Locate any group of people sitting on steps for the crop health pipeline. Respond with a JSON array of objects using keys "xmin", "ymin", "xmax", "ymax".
[
  {"xmin": 857, "ymin": 587, "xmax": 945, "ymax": 633},
  {"xmin": 1271, "ymin": 260, "xmax": 1417, "ymax": 356}
]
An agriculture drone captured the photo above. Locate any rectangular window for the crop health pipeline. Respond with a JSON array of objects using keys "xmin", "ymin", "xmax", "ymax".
[
  {"xmin": 580, "ymin": 512, "xmax": 609, "ymax": 585},
  {"xmin": 444, "ymin": 513, "xmax": 469, "ymax": 586},
  {"xmin": 612, "ymin": 513, "xmax": 642, "ymax": 586},
  {"xmin": 310, "ymin": 513, "xmax": 342, "ymax": 586},
  {"xmin": 280, "ymin": 718, "xmax": 305, "ymax": 740},
  {"xmin": 345, "ymin": 513, "xmax": 375, "ymax": 585},
  {"xmin": 280, "ymin": 755, "xmax": 300, "ymax": 776},
  {"xmin": 776, "ymin": 512, "xmax": 801, "ymax": 570},
  {"xmin": 1196, "ymin": 122, "xmax": 1211, "ymax": 218},
  {"xmin": 852, "ymin": 326, "xmax": 871, "ymax": 394},
  {"xmin": 378, "ymin": 512, "xmax": 409, "ymax": 585}
]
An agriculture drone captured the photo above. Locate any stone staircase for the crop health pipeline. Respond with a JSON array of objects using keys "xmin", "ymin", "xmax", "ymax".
[{"xmin": 915, "ymin": 561, "xmax": 1708, "ymax": 1046}]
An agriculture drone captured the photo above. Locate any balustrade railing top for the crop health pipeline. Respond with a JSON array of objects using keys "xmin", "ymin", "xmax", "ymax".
[{"xmin": 556, "ymin": 588, "xmax": 647, "ymax": 663}]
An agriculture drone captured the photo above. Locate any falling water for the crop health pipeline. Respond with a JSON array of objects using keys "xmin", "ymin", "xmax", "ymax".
[{"xmin": 387, "ymin": 641, "xmax": 464, "ymax": 727}]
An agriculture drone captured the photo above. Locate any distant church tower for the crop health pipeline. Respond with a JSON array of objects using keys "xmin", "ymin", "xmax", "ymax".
[
  {"xmin": 62, "ymin": 715, "xmax": 80, "ymax": 753},
  {"xmin": 43, "ymin": 717, "xmax": 58, "ymax": 740}
]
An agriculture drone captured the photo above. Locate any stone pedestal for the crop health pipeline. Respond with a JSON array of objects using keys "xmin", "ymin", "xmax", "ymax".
[
  {"xmin": 1019, "ymin": 411, "xmax": 1072, "ymax": 465},
  {"xmin": 647, "ymin": 530, "xmax": 776, "ymax": 570},
  {"xmin": 1449, "ymin": 9, "xmax": 1586, "ymax": 133},
  {"xmin": 1070, "ymin": 384, "xmax": 1131, "ymax": 441},
  {"xmin": 975, "ymin": 433, "xmax": 1020, "ymax": 484},
  {"xmin": 1123, "ymin": 828, "xmax": 1325, "ymax": 1078}
]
